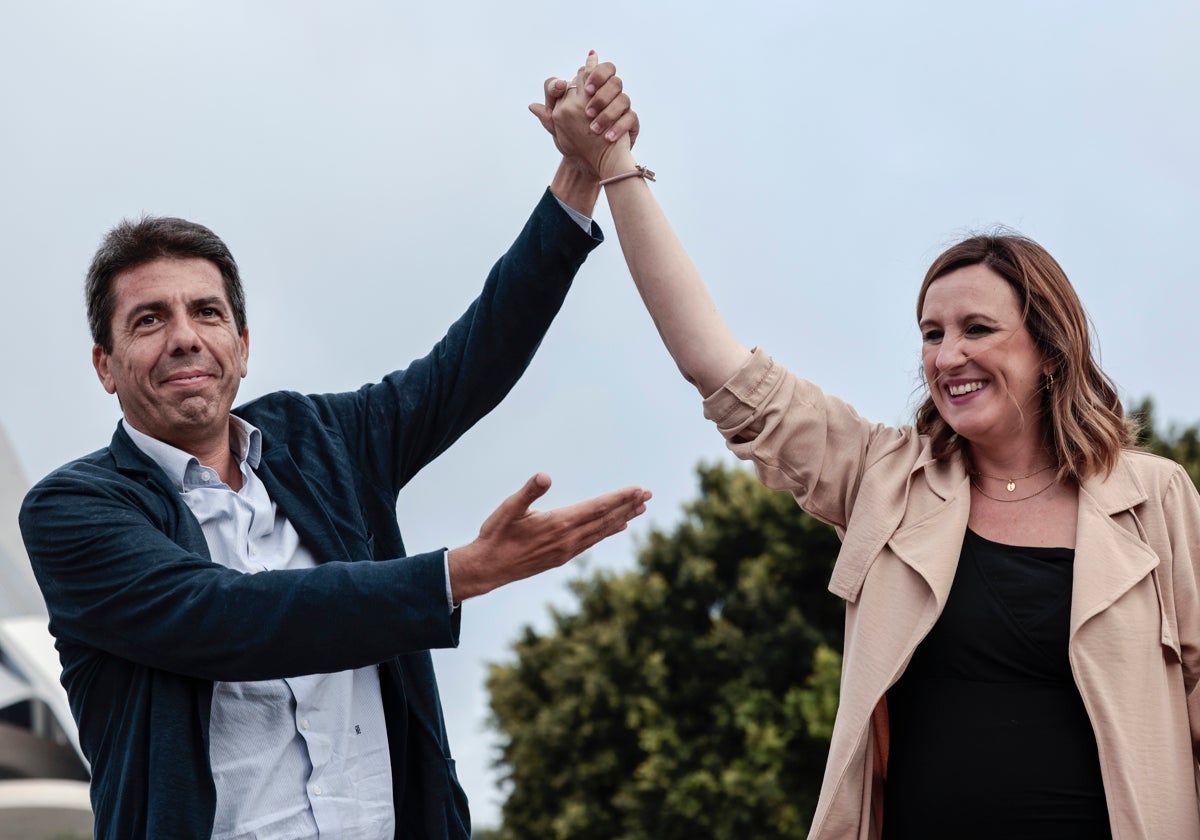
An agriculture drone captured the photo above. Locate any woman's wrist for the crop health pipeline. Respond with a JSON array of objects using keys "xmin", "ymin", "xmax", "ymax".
[
  {"xmin": 597, "ymin": 145, "xmax": 638, "ymax": 181},
  {"xmin": 599, "ymin": 165, "xmax": 656, "ymax": 186}
]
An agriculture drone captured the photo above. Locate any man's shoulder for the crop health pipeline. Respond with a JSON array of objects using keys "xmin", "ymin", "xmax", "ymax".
[
  {"xmin": 20, "ymin": 443, "xmax": 136, "ymax": 529},
  {"xmin": 234, "ymin": 381, "xmax": 398, "ymax": 438},
  {"xmin": 30, "ymin": 443, "xmax": 121, "ymax": 487},
  {"xmin": 234, "ymin": 388, "xmax": 329, "ymax": 433}
]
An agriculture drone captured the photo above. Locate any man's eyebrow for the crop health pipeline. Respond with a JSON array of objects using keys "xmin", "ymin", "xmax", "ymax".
[
  {"xmin": 124, "ymin": 296, "xmax": 227, "ymax": 322},
  {"xmin": 125, "ymin": 300, "xmax": 167, "ymax": 322},
  {"xmin": 190, "ymin": 296, "xmax": 226, "ymax": 310}
]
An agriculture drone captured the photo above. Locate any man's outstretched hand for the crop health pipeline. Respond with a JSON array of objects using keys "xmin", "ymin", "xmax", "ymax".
[{"xmin": 448, "ymin": 472, "xmax": 651, "ymax": 602}]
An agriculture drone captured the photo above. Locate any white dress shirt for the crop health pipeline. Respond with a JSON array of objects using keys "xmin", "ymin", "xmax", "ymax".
[{"xmin": 125, "ymin": 418, "xmax": 394, "ymax": 840}]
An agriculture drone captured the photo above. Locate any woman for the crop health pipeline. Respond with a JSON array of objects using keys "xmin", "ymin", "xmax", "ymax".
[{"xmin": 546, "ymin": 58, "xmax": 1200, "ymax": 839}]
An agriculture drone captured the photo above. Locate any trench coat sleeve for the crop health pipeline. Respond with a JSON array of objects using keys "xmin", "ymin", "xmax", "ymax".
[
  {"xmin": 1162, "ymin": 464, "xmax": 1200, "ymax": 759},
  {"xmin": 701, "ymin": 349, "xmax": 918, "ymax": 531}
]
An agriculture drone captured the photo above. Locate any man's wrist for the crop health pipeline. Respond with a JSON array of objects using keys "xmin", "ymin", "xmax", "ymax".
[
  {"xmin": 446, "ymin": 543, "xmax": 489, "ymax": 603},
  {"xmin": 549, "ymin": 159, "xmax": 602, "ymax": 218}
]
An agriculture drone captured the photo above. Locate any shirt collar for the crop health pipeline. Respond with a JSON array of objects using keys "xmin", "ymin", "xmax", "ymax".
[{"xmin": 122, "ymin": 416, "xmax": 263, "ymax": 491}]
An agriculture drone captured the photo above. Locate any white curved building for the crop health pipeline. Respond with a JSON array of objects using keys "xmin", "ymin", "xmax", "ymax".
[{"xmin": 0, "ymin": 424, "xmax": 93, "ymax": 838}]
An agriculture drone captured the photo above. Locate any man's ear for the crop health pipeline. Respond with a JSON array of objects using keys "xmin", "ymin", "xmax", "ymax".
[
  {"xmin": 239, "ymin": 327, "xmax": 250, "ymax": 378},
  {"xmin": 93, "ymin": 345, "xmax": 117, "ymax": 395}
]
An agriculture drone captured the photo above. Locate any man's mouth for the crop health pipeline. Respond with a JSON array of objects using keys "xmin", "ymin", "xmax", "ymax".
[{"xmin": 162, "ymin": 370, "xmax": 214, "ymax": 386}]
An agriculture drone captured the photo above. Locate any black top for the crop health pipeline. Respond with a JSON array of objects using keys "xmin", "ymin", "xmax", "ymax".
[{"xmin": 881, "ymin": 529, "xmax": 1111, "ymax": 840}]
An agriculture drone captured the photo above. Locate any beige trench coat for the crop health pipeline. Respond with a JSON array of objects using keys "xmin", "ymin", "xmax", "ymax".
[{"xmin": 703, "ymin": 350, "xmax": 1200, "ymax": 839}]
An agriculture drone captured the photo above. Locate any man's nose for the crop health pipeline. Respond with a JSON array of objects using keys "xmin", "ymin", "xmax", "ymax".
[{"xmin": 166, "ymin": 318, "xmax": 202, "ymax": 354}]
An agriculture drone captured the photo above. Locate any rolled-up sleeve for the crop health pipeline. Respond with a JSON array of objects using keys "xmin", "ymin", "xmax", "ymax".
[{"xmin": 701, "ymin": 348, "xmax": 890, "ymax": 531}]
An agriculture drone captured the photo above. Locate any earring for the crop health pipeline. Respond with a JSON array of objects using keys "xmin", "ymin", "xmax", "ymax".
[{"xmin": 1044, "ymin": 372, "xmax": 1054, "ymax": 392}]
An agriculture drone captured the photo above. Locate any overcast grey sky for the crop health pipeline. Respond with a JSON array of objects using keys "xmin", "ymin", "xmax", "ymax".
[{"xmin": 3, "ymin": 0, "xmax": 1198, "ymax": 827}]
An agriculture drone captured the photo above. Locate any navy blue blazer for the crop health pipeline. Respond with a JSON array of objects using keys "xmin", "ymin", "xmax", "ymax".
[{"xmin": 19, "ymin": 190, "xmax": 601, "ymax": 839}]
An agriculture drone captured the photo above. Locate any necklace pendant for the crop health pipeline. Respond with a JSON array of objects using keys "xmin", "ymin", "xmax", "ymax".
[{"xmin": 1006, "ymin": 480, "xmax": 1016, "ymax": 492}]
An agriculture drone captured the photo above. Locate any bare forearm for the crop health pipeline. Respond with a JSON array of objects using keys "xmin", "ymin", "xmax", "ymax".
[
  {"xmin": 550, "ymin": 159, "xmax": 602, "ymax": 219},
  {"xmin": 540, "ymin": 54, "xmax": 747, "ymax": 394},
  {"xmin": 602, "ymin": 163, "xmax": 750, "ymax": 396}
]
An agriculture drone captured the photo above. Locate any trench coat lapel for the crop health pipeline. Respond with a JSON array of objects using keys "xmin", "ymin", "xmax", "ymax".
[
  {"xmin": 830, "ymin": 453, "xmax": 968, "ymax": 605},
  {"xmin": 1071, "ymin": 458, "xmax": 1160, "ymax": 635},
  {"xmin": 887, "ymin": 458, "xmax": 971, "ymax": 609}
]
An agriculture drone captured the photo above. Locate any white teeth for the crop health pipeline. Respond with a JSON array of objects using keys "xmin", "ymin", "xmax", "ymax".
[{"xmin": 948, "ymin": 381, "xmax": 983, "ymax": 397}]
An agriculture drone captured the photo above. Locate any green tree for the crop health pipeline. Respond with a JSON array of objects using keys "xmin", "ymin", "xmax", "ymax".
[
  {"xmin": 1134, "ymin": 398, "xmax": 1200, "ymax": 485},
  {"xmin": 487, "ymin": 462, "xmax": 843, "ymax": 840}
]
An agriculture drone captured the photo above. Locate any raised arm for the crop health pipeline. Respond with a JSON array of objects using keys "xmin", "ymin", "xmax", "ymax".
[
  {"xmin": 532, "ymin": 50, "xmax": 640, "ymax": 218},
  {"xmin": 541, "ymin": 54, "xmax": 752, "ymax": 396}
]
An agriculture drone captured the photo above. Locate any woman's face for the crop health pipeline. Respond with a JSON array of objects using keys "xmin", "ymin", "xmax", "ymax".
[{"xmin": 919, "ymin": 264, "xmax": 1048, "ymax": 453}]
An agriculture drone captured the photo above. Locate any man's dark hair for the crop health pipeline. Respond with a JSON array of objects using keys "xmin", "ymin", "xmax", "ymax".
[{"xmin": 86, "ymin": 216, "xmax": 247, "ymax": 352}]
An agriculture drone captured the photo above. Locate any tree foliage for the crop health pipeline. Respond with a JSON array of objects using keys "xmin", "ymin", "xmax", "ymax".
[
  {"xmin": 486, "ymin": 462, "xmax": 844, "ymax": 839},
  {"xmin": 485, "ymin": 407, "xmax": 1200, "ymax": 839},
  {"xmin": 1134, "ymin": 398, "xmax": 1200, "ymax": 486}
]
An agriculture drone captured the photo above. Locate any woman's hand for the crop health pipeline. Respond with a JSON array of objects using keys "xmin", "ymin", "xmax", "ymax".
[{"xmin": 531, "ymin": 51, "xmax": 638, "ymax": 181}]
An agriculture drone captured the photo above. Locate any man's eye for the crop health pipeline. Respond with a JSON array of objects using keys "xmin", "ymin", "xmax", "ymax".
[{"xmin": 137, "ymin": 314, "xmax": 159, "ymax": 327}]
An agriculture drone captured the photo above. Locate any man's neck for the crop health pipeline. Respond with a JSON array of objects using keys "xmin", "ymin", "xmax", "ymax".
[{"xmin": 125, "ymin": 417, "xmax": 244, "ymax": 492}]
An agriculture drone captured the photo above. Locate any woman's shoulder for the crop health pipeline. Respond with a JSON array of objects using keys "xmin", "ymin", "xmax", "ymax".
[
  {"xmin": 1117, "ymin": 447, "xmax": 1191, "ymax": 481},
  {"xmin": 1106, "ymin": 449, "xmax": 1199, "ymax": 511}
]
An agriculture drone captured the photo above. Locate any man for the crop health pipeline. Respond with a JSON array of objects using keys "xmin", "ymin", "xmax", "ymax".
[{"xmin": 19, "ymin": 58, "xmax": 648, "ymax": 839}]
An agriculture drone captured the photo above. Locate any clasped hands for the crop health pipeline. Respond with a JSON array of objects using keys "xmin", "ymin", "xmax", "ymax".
[{"xmin": 530, "ymin": 50, "xmax": 640, "ymax": 185}]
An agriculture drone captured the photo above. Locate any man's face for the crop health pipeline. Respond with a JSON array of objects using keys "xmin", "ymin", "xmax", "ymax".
[{"xmin": 93, "ymin": 257, "xmax": 249, "ymax": 454}]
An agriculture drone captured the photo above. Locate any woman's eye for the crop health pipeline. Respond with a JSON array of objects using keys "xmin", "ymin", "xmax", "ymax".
[
  {"xmin": 966, "ymin": 324, "xmax": 994, "ymax": 336},
  {"xmin": 922, "ymin": 329, "xmax": 943, "ymax": 343}
]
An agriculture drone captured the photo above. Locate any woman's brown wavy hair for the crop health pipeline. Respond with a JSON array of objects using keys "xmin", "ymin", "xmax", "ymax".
[{"xmin": 914, "ymin": 233, "xmax": 1136, "ymax": 482}]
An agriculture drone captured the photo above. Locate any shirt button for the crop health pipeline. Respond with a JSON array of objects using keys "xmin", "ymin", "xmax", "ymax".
[
  {"xmin": 301, "ymin": 719, "xmax": 310, "ymax": 730},
  {"xmin": 200, "ymin": 470, "xmax": 212, "ymax": 482},
  {"xmin": 313, "ymin": 785, "xmax": 322, "ymax": 796},
  {"xmin": 249, "ymin": 545, "xmax": 257, "ymax": 556}
]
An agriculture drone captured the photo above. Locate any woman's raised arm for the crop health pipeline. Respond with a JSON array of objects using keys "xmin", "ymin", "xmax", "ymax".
[{"xmin": 544, "ymin": 55, "xmax": 752, "ymax": 397}]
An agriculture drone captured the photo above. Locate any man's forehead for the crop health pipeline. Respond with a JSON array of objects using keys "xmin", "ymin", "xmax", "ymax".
[{"xmin": 112, "ymin": 257, "xmax": 227, "ymax": 305}]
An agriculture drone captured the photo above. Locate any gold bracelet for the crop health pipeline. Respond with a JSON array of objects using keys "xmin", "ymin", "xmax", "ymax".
[{"xmin": 599, "ymin": 165, "xmax": 656, "ymax": 186}]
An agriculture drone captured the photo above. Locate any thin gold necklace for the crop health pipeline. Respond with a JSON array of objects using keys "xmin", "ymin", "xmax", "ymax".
[
  {"xmin": 971, "ymin": 473, "xmax": 1058, "ymax": 503},
  {"xmin": 970, "ymin": 464, "xmax": 1055, "ymax": 493}
]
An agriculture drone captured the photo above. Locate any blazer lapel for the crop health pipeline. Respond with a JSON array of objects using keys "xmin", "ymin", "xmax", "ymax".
[
  {"xmin": 255, "ymin": 443, "xmax": 351, "ymax": 565},
  {"xmin": 1070, "ymin": 459, "xmax": 1160, "ymax": 636},
  {"xmin": 109, "ymin": 423, "xmax": 211, "ymax": 556}
]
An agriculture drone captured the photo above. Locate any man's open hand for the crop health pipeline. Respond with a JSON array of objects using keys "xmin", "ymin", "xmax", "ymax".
[{"xmin": 447, "ymin": 473, "xmax": 651, "ymax": 602}]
